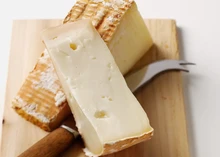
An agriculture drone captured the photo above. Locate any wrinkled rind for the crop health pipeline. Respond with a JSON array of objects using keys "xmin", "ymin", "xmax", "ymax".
[
  {"xmin": 11, "ymin": 50, "xmax": 70, "ymax": 132},
  {"xmin": 12, "ymin": 102, "xmax": 51, "ymax": 131},
  {"xmin": 63, "ymin": 0, "xmax": 134, "ymax": 43}
]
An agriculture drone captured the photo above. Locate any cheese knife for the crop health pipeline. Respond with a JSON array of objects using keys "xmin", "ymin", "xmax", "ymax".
[{"xmin": 18, "ymin": 59, "xmax": 194, "ymax": 157}]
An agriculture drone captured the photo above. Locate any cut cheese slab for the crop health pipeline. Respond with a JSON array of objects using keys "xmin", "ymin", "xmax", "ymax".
[
  {"xmin": 12, "ymin": 0, "xmax": 153, "ymax": 132},
  {"xmin": 64, "ymin": 0, "xmax": 153, "ymax": 75},
  {"xmin": 42, "ymin": 19, "xmax": 153, "ymax": 156},
  {"xmin": 12, "ymin": 51, "xmax": 71, "ymax": 131}
]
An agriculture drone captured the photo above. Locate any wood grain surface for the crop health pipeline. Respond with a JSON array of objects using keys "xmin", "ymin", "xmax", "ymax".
[{"xmin": 1, "ymin": 19, "xmax": 190, "ymax": 157}]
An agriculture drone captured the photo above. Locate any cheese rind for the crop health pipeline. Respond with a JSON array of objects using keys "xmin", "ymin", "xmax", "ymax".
[
  {"xmin": 42, "ymin": 19, "xmax": 153, "ymax": 156},
  {"xmin": 12, "ymin": 51, "xmax": 71, "ymax": 131}
]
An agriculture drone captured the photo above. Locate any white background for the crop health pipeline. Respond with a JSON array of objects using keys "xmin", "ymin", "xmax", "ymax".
[{"xmin": 0, "ymin": 0, "xmax": 219, "ymax": 157}]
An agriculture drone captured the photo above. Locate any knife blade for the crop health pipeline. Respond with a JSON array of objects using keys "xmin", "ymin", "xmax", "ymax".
[{"xmin": 18, "ymin": 60, "xmax": 194, "ymax": 157}]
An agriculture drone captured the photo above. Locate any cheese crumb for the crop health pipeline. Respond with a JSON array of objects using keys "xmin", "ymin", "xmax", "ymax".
[{"xmin": 55, "ymin": 91, "xmax": 66, "ymax": 107}]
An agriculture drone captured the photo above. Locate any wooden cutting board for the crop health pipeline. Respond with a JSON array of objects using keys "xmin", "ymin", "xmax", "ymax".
[{"xmin": 1, "ymin": 19, "xmax": 190, "ymax": 157}]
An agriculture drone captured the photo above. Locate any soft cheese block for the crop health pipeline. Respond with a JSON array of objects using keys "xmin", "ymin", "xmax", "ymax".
[
  {"xmin": 64, "ymin": 0, "xmax": 153, "ymax": 75},
  {"xmin": 12, "ymin": 0, "xmax": 153, "ymax": 132},
  {"xmin": 12, "ymin": 50, "xmax": 71, "ymax": 131},
  {"xmin": 42, "ymin": 19, "xmax": 153, "ymax": 156}
]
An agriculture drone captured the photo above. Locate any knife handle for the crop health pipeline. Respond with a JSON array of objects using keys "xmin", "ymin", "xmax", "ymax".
[{"xmin": 18, "ymin": 127, "xmax": 77, "ymax": 157}]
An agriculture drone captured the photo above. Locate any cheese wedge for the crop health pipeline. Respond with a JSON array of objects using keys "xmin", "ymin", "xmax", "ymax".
[
  {"xmin": 12, "ymin": 51, "xmax": 71, "ymax": 131},
  {"xmin": 12, "ymin": 0, "xmax": 153, "ymax": 132},
  {"xmin": 42, "ymin": 19, "xmax": 153, "ymax": 156},
  {"xmin": 64, "ymin": 0, "xmax": 153, "ymax": 74}
]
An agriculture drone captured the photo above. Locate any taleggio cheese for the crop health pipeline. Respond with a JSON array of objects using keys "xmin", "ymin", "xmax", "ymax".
[
  {"xmin": 12, "ymin": 0, "xmax": 153, "ymax": 132},
  {"xmin": 42, "ymin": 19, "xmax": 153, "ymax": 156},
  {"xmin": 64, "ymin": 0, "xmax": 153, "ymax": 75}
]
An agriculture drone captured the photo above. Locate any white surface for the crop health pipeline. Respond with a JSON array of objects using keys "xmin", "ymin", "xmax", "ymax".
[{"xmin": 0, "ymin": 0, "xmax": 219, "ymax": 157}]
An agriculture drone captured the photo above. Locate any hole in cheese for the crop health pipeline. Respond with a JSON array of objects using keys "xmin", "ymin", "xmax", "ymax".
[
  {"xmin": 101, "ymin": 96, "xmax": 113, "ymax": 101},
  {"xmin": 108, "ymin": 98, "xmax": 113, "ymax": 101},
  {"xmin": 52, "ymin": 36, "xmax": 57, "ymax": 40},
  {"xmin": 94, "ymin": 110, "xmax": 108, "ymax": 119},
  {"xmin": 90, "ymin": 56, "xmax": 97, "ymax": 60},
  {"xmin": 70, "ymin": 43, "xmax": 77, "ymax": 50},
  {"xmin": 107, "ymin": 63, "xmax": 112, "ymax": 69}
]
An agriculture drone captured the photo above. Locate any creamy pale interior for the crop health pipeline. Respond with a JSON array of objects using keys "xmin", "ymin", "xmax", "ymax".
[
  {"xmin": 42, "ymin": 20, "xmax": 153, "ymax": 156},
  {"xmin": 108, "ymin": 3, "xmax": 153, "ymax": 75}
]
